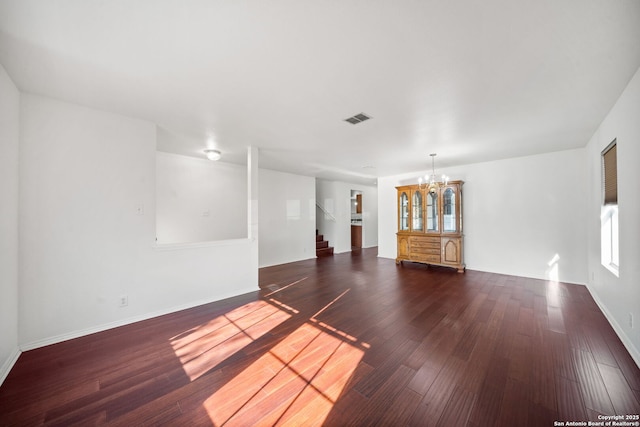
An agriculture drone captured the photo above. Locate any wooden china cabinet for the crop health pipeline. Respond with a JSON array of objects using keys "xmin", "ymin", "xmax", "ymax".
[{"xmin": 396, "ymin": 181, "xmax": 465, "ymax": 273}]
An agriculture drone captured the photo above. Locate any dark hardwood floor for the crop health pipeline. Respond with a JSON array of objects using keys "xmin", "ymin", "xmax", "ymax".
[{"xmin": 1, "ymin": 248, "xmax": 639, "ymax": 426}]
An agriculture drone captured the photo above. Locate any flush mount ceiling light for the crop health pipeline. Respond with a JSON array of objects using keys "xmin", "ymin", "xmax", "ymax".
[
  {"xmin": 204, "ymin": 149, "xmax": 221, "ymax": 161},
  {"xmin": 344, "ymin": 113, "xmax": 372, "ymax": 125},
  {"xmin": 418, "ymin": 153, "xmax": 449, "ymax": 194}
]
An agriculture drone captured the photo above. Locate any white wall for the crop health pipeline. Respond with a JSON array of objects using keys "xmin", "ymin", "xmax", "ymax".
[
  {"xmin": 0, "ymin": 63, "xmax": 20, "ymax": 384},
  {"xmin": 258, "ymin": 169, "xmax": 316, "ymax": 267},
  {"xmin": 316, "ymin": 179, "xmax": 378, "ymax": 253},
  {"xmin": 361, "ymin": 184, "xmax": 379, "ymax": 249},
  {"xmin": 378, "ymin": 148, "xmax": 588, "ymax": 285},
  {"xmin": 155, "ymin": 152, "xmax": 247, "ymax": 244},
  {"xmin": 19, "ymin": 94, "xmax": 258, "ymax": 348},
  {"xmin": 586, "ymin": 66, "xmax": 640, "ymax": 366}
]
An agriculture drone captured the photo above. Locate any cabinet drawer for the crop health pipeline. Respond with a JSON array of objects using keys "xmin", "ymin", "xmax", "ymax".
[
  {"xmin": 410, "ymin": 237, "xmax": 440, "ymax": 249},
  {"xmin": 423, "ymin": 248, "xmax": 441, "ymax": 255},
  {"xmin": 411, "ymin": 254, "xmax": 441, "ymax": 263},
  {"xmin": 410, "ymin": 246, "xmax": 440, "ymax": 255}
]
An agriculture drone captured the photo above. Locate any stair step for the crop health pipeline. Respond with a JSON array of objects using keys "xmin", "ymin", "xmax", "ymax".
[
  {"xmin": 316, "ymin": 246, "xmax": 334, "ymax": 257},
  {"xmin": 316, "ymin": 234, "xmax": 323, "ymax": 242},
  {"xmin": 316, "ymin": 241, "xmax": 329, "ymax": 249}
]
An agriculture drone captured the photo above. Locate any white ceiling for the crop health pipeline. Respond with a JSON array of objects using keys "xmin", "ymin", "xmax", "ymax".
[{"xmin": 1, "ymin": 1, "xmax": 639, "ymax": 185}]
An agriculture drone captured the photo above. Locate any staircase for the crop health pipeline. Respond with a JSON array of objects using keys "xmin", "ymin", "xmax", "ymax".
[{"xmin": 316, "ymin": 230, "xmax": 334, "ymax": 257}]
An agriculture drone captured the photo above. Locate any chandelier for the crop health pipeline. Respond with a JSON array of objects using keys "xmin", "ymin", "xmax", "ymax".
[{"xmin": 418, "ymin": 153, "xmax": 449, "ymax": 193}]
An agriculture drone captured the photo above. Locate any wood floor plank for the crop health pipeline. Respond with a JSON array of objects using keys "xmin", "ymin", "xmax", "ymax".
[
  {"xmin": 409, "ymin": 355, "xmax": 467, "ymax": 426},
  {"xmin": 527, "ymin": 400, "xmax": 559, "ymax": 427},
  {"xmin": 606, "ymin": 337, "xmax": 640, "ymax": 392},
  {"xmin": 1, "ymin": 248, "xmax": 639, "ymax": 426},
  {"xmin": 530, "ymin": 327, "xmax": 558, "ymax": 413},
  {"xmin": 597, "ymin": 362, "xmax": 640, "ymax": 414},
  {"xmin": 414, "ymin": 317, "xmax": 465, "ymax": 369},
  {"xmin": 407, "ymin": 363, "xmax": 440, "ymax": 396},
  {"xmin": 473, "ymin": 298, "xmax": 497, "ymax": 323},
  {"xmin": 508, "ymin": 333, "xmax": 533, "ymax": 385},
  {"xmin": 572, "ymin": 348, "xmax": 616, "ymax": 415},
  {"xmin": 435, "ymin": 386, "xmax": 476, "ymax": 427},
  {"xmin": 405, "ymin": 320, "xmax": 452, "ymax": 370},
  {"xmin": 375, "ymin": 387, "xmax": 422, "ymax": 427},
  {"xmin": 547, "ymin": 306, "xmax": 566, "ymax": 334},
  {"xmin": 466, "ymin": 356, "xmax": 510, "ymax": 426},
  {"xmin": 494, "ymin": 377, "xmax": 530, "ymax": 427},
  {"xmin": 456, "ymin": 329, "xmax": 500, "ymax": 393},
  {"xmin": 516, "ymin": 307, "xmax": 535, "ymax": 337},
  {"xmin": 109, "ymin": 402, "xmax": 183, "ymax": 427},
  {"xmin": 347, "ymin": 364, "xmax": 417, "ymax": 426},
  {"xmin": 584, "ymin": 324, "xmax": 619, "ymax": 368},
  {"xmin": 556, "ymin": 376, "xmax": 588, "ymax": 422},
  {"xmin": 451, "ymin": 322, "xmax": 483, "ymax": 362},
  {"xmin": 321, "ymin": 388, "xmax": 367, "ymax": 426},
  {"xmin": 353, "ymin": 337, "xmax": 419, "ymax": 397},
  {"xmin": 549, "ymin": 329, "xmax": 579, "ymax": 382}
]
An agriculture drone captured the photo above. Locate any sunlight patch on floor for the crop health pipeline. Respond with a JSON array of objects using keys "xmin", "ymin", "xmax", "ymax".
[
  {"xmin": 170, "ymin": 300, "xmax": 292, "ymax": 381},
  {"xmin": 204, "ymin": 321, "xmax": 365, "ymax": 426}
]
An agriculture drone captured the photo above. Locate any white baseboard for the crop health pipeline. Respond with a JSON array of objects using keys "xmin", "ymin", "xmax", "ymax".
[
  {"xmin": 19, "ymin": 287, "xmax": 258, "ymax": 352},
  {"xmin": 586, "ymin": 284, "xmax": 640, "ymax": 369},
  {"xmin": 0, "ymin": 348, "xmax": 21, "ymax": 386}
]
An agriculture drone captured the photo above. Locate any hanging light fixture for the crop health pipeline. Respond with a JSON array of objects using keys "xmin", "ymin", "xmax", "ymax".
[{"xmin": 418, "ymin": 153, "xmax": 449, "ymax": 193}]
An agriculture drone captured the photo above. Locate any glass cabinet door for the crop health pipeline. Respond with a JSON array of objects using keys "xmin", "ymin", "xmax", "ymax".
[
  {"xmin": 412, "ymin": 191, "xmax": 423, "ymax": 231},
  {"xmin": 399, "ymin": 192, "xmax": 409, "ymax": 231},
  {"xmin": 426, "ymin": 191, "xmax": 438, "ymax": 232},
  {"xmin": 442, "ymin": 187, "xmax": 457, "ymax": 232}
]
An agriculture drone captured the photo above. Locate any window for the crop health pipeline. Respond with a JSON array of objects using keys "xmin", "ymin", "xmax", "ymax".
[{"xmin": 601, "ymin": 140, "xmax": 618, "ymax": 276}]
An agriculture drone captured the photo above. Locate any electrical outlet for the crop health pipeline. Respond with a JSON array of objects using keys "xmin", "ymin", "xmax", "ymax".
[
  {"xmin": 629, "ymin": 313, "xmax": 634, "ymax": 329},
  {"xmin": 119, "ymin": 295, "xmax": 128, "ymax": 307}
]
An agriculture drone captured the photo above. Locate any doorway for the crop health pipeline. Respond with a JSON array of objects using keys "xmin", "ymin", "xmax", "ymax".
[{"xmin": 350, "ymin": 190, "xmax": 363, "ymax": 250}]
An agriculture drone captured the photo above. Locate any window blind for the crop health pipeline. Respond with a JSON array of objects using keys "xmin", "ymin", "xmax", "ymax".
[{"xmin": 602, "ymin": 140, "xmax": 617, "ymax": 205}]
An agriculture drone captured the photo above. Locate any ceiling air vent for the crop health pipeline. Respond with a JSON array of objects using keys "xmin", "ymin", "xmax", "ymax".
[{"xmin": 344, "ymin": 113, "xmax": 372, "ymax": 125}]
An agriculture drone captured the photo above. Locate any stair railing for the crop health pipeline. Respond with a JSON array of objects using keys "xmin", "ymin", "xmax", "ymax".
[{"xmin": 315, "ymin": 202, "xmax": 337, "ymax": 222}]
